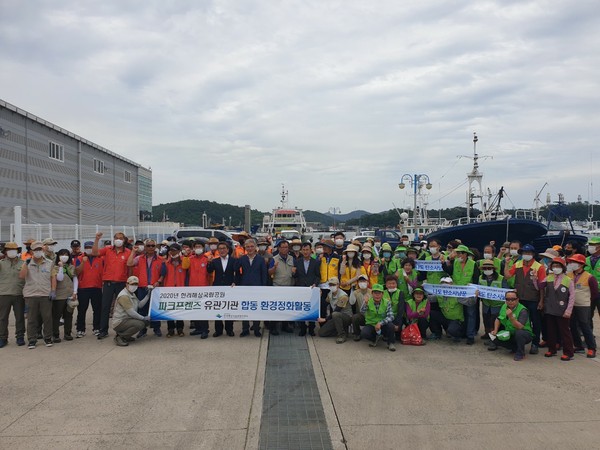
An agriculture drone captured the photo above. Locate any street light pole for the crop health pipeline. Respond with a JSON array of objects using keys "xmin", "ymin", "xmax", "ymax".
[{"xmin": 399, "ymin": 173, "xmax": 432, "ymax": 240}]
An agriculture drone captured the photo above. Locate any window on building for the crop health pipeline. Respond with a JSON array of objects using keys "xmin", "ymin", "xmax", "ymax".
[
  {"xmin": 94, "ymin": 158, "xmax": 105, "ymax": 174},
  {"xmin": 48, "ymin": 141, "xmax": 64, "ymax": 162},
  {"xmin": 124, "ymin": 170, "xmax": 131, "ymax": 183}
]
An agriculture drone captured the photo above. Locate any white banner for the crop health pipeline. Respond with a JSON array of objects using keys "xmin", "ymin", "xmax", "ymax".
[
  {"xmin": 423, "ymin": 283, "xmax": 511, "ymax": 302},
  {"xmin": 150, "ymin": 286, "xmax": 320, "ymax": 321},
  {"xmin": 415, "ymin": 260, "xmax": 443, "ymax": 272}
]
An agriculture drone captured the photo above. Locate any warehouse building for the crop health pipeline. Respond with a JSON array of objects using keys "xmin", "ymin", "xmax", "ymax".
[{"xmin": 0, "ymin": 99, "xmax": 152, "ymax": 239}]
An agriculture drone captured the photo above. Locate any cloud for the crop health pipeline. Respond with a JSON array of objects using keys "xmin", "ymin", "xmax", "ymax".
[{"xmin": 1, "ymin": 0, "xmax": 598, "ymax": 216}]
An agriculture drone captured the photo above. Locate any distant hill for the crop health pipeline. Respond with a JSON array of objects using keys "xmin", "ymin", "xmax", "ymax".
[
  {"xmin": 324, "ymin": 210, "xmax": 371, "ymax": 222},
  {"xmin": 303, "ymin": 210, "xmax": 334, "ymax": 226},
  {"xmin": 152, "ymin": 200, "xmax": 265, "ymax": 227}
]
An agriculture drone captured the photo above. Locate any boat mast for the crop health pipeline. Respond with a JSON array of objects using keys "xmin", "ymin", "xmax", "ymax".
[
  {"xmin": 280, "ymin": 184, "xmax": 288, "ymax": 209},
  {"xmin": 466, "ymin": 133, "xmax": 484, "ymax": 221}
]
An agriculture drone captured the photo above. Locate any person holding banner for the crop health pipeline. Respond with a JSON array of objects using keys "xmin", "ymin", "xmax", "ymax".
[
  {"xmin": 318, "ymin": 277, "xmax": 352, "ymax": 343},
  {"xmin": 488, "ymin": 291, "xmax": 533, "ymax": 361},
  {"xmin": 428, "ymin": 277, "xmax": 464, "ymax": 341},
  {"xmin": 158, "ymin": 243, "xmax": 188, "ymax": 337},
  {"xmin": 207, "ymin": 241, "xmax": 236, "ymax": 337},
  {"xmin": 237, "ymin": 238, "xmax": 266, "ymax": 338},
  {"xmin": 478, "ymin": 260, "xmax": 508, "ymax": 343},
  {"xmin": 481, "ymin": 244, "xmax": 502, "ymax": 273},
  {"xmin": 187, "ymin": 240, "xmax": 213, "ymax": 339},
  {"xmin": 268, "ymin": 240, "xmax": 295, "ymax": 335},
  {"xmin": 359, "ymin": 284, "xmax": 396, "ymax": 351},
  {"xmin": 112, "ymin": 276, "xmax": 150, "ymax": 347},
  {"xmin": 294, "ymin": 242, "xmax": 321, "ymax": 337}
]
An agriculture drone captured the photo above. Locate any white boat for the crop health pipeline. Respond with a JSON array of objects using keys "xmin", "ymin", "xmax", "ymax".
[{"xmin": 259, "ymin": 185, "xmax": 309, "ymax": 237}]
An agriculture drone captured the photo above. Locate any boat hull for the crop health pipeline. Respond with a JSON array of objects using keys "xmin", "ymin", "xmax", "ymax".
[
  {"xmin": 531, "ymin": 232, "xmax": 588, "ymax": 253},
  {"xmin": 425, "ymin": 219, "xmax": 548, "ymax": 251}
]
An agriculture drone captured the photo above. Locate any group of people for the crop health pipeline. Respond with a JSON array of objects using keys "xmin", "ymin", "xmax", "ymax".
[{"xmin": 1, "ymin": 230, "xmax": 599, "ymax": 361}]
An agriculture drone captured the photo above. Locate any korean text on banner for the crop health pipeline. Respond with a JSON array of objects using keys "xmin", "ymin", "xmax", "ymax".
[
  {"xmin": 150, "ymin": 286, "xmax": 320, "ymax": 321},
  {"xmin": 415, "ymin": 260, "xmax": 444, "ymax": 272}
]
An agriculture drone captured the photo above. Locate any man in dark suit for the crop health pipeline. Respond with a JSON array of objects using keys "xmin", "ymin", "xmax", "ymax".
[
  {"xmin": 207, "ymin": 241, "xmax": 236, "ymax": 337},
  {"xmin": 236, "ymin": 238, "xmax": 267, "ymax": 337},
  {"xmin": 294, "ymin": 242, "xmax": 321, "ymax": 336}
]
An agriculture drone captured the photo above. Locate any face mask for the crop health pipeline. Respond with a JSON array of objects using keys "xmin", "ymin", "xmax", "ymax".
[
  {"xmin": 137, "ymin": 245, "xmax": 145, "ymax": 252},
  {"xmin": 85, "ymin": 249, "xmax": 92, "ymax": 255},
  {"xmin": 483, "ymin": 253, "xmax": 492, "ymax": 260},
  {"xmin": 483, "ymin": 269, "xmax": 494, "ymax": 276},
  {"xmin": 358, "ymin": 282, "xmax": 368, "ymax": 289},
  {"xmin": 563, "ymin": 250, "xmax": 573, "ymax": 256},
  {"xmin": 258, "ymin": 245, "xmax": 267, "ymax": 251},
  {"xmin": 566, "ymin": 263, "xmax": 581, "ymax": 272},
  {"xmin": 114, "ymin": 239, "xmax": 124, "ymax": 247},
  {"xmin": 429, "ymin": 247, "xmax": 438, "ymax": 255},
  {"xmin": 209, "ymin": 244, "xmax": 218, "ymax": 251},
  {"xmin": 47, "ymin": 245, "xmax": 55, "ymax": 252},
  {"xmin": 33, "ymin": 250, "xmax": 44, "ymax": 258},
  {"xmin": 588, "ymin": 246, "xmax": 597, "ymax": 254},
  {"xmin": 292, "ymin": 246, "xmax": 301, "ymax": 252},
  {"xmin": 374, "ymin": 243, "xmax": 381, "ymax": 249},
  {"xmin": 346, "ymin": 252, "xmax": 355, "ymax": 259},
  {"xmin": 194, "ymin": 248, "xmax": 204, "ymax": 255},
  {"xmin": 330, "ymin": 286, "xmax": 338, "ymax": 293},
  {"xmin": 551, "ymin": 267, "xmax": 563, "ymax": 275},
  {"xmin": 402, "ymin": 240, "xmax": 409, "ymax": 246},
  {"xmin": 59, "ymin": 255, "xmax": 69, "ymax": 263},
  {"xmin": 6, "ymin": 250, "xmax": 18, "ymax": 258},
  {"xmin": 387, "ymin": 288, "xmax": 397, "ymax": 293},
  {"xmin": 522, "ymin": 254, "xmax": 533, "ymax": 262},
  {"xmin": 127, "ymin": 285, "xmax": 138, "ymax": 293},
  {"xmin": 509, "ymin": 249, "xmax": 519, "ymax": 256},
  {"xmin": 395, "ymin": 253, "xmax": 405, "ymax": 259},
  {"xmin": 315, "ymin": 247, "xmax": 323, "ymax": 255},
  {"xmin": 170, "ymin": 252, "xmax": 180, "ymax": 259},
  {"xmin": 335, "ymin": 239, "xmax": 344, "ymax": 247},
  {"xmin": 383, "ymin": 252, "xmax": 391, "ymax": 259},
  {"xmin": 362, "ymin": 253, "xmax": 371, "ymax": 260}
]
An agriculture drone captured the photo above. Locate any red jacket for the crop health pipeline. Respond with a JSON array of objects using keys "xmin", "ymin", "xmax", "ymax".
[
  {"xmin": 188, "ymin": 254, "xmax": 211, "ymax": 287},
  {"xmin": 162, "ymin": 259, "xmax": 187, "ymax": 287},
  {"xmin": 77, "ymin": 255, "xmax": 104, "ymax": 289},
  {"xmin": 134, "ymin": 254, "xmax": 163, "ymax": 288}
]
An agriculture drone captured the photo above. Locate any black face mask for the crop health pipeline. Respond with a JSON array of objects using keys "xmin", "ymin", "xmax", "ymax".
[
  {"xmin": 26, "ymin": 246, "xmax": 31, "ymax": 252},
  {"xmin": 564, "ymin": 250, "xmax": 573, "ymax": 256}
]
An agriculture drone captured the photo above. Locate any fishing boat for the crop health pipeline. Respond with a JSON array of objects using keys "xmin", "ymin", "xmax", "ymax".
[{"xmin": 259, "ymin": 184, "xmax": 309, "ymax": 237}]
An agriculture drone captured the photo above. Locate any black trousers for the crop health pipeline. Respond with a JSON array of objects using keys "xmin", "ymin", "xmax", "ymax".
[
  {"xmin": 100, "ymin": 281, "xmax": 125, "ymax": 333},
  {"xmin": 76, "ymin": 288, "xmax": 102, "ymax": 332},
  {"xmin": 215, "ymin": 320, "xmax": 233, "ymax": 334}
]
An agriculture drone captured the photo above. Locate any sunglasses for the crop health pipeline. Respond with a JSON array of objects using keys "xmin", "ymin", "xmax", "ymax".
[
  {"xmin": 146, "ymin": 244, "xmax": 156, "ymax": 247},
  {"xmin": 506, "ymin": 298, "xmax": 518, "ymax": 301}
]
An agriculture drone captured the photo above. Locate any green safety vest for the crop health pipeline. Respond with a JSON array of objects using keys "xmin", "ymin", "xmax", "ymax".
[
  {"xmin": 479, "ymin": 275, "xmax": 505, "ymax": 308},
  {"xmin": 585, "ymin": 256, "xmax": 600, "ymax": 285},
  {"xmin": 505, "ymin": 257, "xmax": 519, "ymax": 288},
  {"xmin": 398, "ymin": 270, "xmax": 418, "ymax": 299},
  {"xmin": 452, "ymin": 258, "xmax": 476, "ymax": 286},
  {"xmin": 498, "ymin": 302, "xmax": 532, "ymax": 336},
  {"xmin": 425, "ymin": 255, "xmax": 444, "ymax": 285},
  {"xmin": 365, "ymin": 297, "xmax": 390, "ymax": 326},
  {"xmin": 383, "ymin": 289, "xmax": 402, "ymax": 317},
  {"xmin": 406, "ymin": 298, "xmax": 429, "ymax": 321},
  {"xmin": 438, "ymin": 296, "xmax": 464, "ymax": 321}
]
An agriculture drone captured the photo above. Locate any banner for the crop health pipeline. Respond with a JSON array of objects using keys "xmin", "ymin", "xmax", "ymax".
[
  {"xmin": 415, "ymin": 260, "xmax": 443, "ymax": 272},
  {"xmin": 422, "ymin": 283, "xmax": 511, "ymax": 302},
  {"xmin": 150, "ymin": 286, "xmax": 320, "ymax": 321}
]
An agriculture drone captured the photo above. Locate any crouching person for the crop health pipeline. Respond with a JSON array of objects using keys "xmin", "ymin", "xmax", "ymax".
[
  {"xmin": 318, "ymin": 277, "xmax": 353, "ymax": 344},
  {"xmin": 405, "ymin": 287, "xmax": 430, "ymax": 340},
  {"xmin": 428, "ymin": 277, "xmax": 463, "ymax": 341},
  {"xmin": 360, "ymin": 284, "xmax": 396, "ymax": 351},
  {"xmin": 112, "ymin": 276, "xmax": 150, "ymax": 347},
  {"xmin": 488, "ymin": 291, "xmax": 533, "ymax": 361}
]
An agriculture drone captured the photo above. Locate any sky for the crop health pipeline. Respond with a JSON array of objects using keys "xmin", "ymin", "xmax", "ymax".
[{"xmin": 1, "ymin": 0, "xmax": 599, "ymax": 216}]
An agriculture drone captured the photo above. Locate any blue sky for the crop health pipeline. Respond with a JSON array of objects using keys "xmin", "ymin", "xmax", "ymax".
[{"xmin": 1, "ymin": 0, "xmax": 598, "ymax": 215}]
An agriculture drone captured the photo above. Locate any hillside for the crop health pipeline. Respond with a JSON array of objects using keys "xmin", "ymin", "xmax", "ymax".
[{"xmin": 152, "ymin": 200, "xmax": 266, "ymax": 227}]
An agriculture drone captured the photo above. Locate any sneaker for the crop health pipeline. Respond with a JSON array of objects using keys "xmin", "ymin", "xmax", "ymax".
[
  {"xmin": 240, "ymin": 330, "xmax": 249, "ymax": 337},
  {"xmin": 177, "ymin": 330, "xmax": 185, "ymax": 337},
  {"xmin": 153, "ymin": 328, "xmax": 162, "ymax": 337},
  {"xmin": 353, "ymin": 335, "xmax": 361, "ymax": 342},
  {"xmin": 254, "ymin": 330, "xmax": 262, "ymax": 337},
  {"xmin": 167, "ymin": 330, "xmax": 174, "ymax": 338},
  {"xmin": 64, "ymin": 335, "xmax": 73, "ymax": 341},
  {"xmin": 298, "ymin": 330, "xmax": 306, "ymax": 337},
  {"xmin": 466, "ymin": 337, "xmax": 474, "ymax": 345},
  {"xmin": 97, "ymin": 331, "xmax": 108, "ymax": 340},
  {"xmin": 428, "ymin": 334, "xmax": 441, "ymax": 341},
  {"xmin": 136, "ymin": 329, "xmax": 147, "ymax": 339},
  {"xmin": 28, "ymin": 340, "xmax": 36, "ymax": 349},
  {"xmin": 388, "ymin": 343, "xmax": 396, "ymax": 352},
  {"xmin": 587, "ymin": 349, "xmax": 597, "ymax": 358},
  {"xmin": 16, "ymin": 337, "xmax": 25, "ymax": 346},
  {"xmin": 574, "ymin": 347, "xmax": 585, "ymax": 354},
  {"xmin": 369, "ymin": 335, "xmax": 382, "ymax": 348},
  {"xmin": 560, "ymin": 355, "xmax": 573, "ymax": 361},
  {"xmin": 200, "ymin": 332, "xmax": 209, "ymax": 339},
  {"xmin": 514, "ymin": 353, "xmax": 524, "ymax": 361},
  {"xmin": 336, "ymin": 335, "xmax": 347, "ymax": 344},
  {"xmin": 544, "ymin": 351, "xmax": 557, "ymax": 358},
  {"xmin": 76, "ymin": 331, "xmax": 85, "ymax": 338},
  {"xmin": 488, "ymin": 341, "xmax": 498, "ymax": 351},
  {"xmin": 53, "ymin": 337, "xmax": 61, "ymax": 343},
  {"xmin": 44, "ymin": 339, "xmax": 53, "ymax": 347},
  {"xmin": 92, "ymin": 329, "xmax": 100, "ymax": 336},
  {"xmin": 538, "ymin": 340, "xmax": 548, "ymax": 348},
  {"xmin": 114, "ymin": 336, "xmax": 129, "ymax": 347},
  {"xmin": 529, "ymin": 344, "xmax": 539, "ymax": 355},
  {"xmin": 0, "ymin": 338, "xmax": 7, "ymax": 348}
]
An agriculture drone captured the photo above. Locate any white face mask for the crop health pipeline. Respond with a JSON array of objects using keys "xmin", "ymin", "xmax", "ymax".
[
  {"xmin": 259, "ymin": 245, "xmax": 267, "ymax": 252},
  {"xmin": 47, "ymin": 245, "xmax": 55, "ymax": 252},
  {"xmin": 346, "ymin": 252, "xmax": 355, "ymax": 259},
  {"xmin": 315, "ymin": 248, "xmax": 323, "ymax": 255},
  {"xmin": 170, "ymin": 252, "xmax": 180, "ymax": 259},
  {"xmin": 33, "ymin": 250, "xmax": 44, "ymax": 258},
  {"xmin": 194, "ymin": 248, "xmax": 204, "ymax": 255},
  {"xmin": 483, "ymin": 269, "xmax": 494, "ymax": 276},
  {"xmin": 429, "ymin": 247, "xmax": 439, "ymax": 255},
  {"xmin": 6, "ymin": 250, "xmax": 18, "ymax": 258},
  {"xmin": 335, "ymin": 239, "xmax": 344, "ymax": 246},
  {"xmin": 566, "ymin": 263, "xmax": 581, "ymax": 273},
  {"xmin": 551, "ymin": 267, "xmax": 563, "ymax": 275},
  {"xmin": 127, "ymin": 284, "xmax": 138, "ymax": 293},
  {"xmin": 588, "ymin": 246, "xmax": 597, "ymax": 254},
  {"xmin": 522, "ymin": 254, "xmax": 533, "ymax": 262},
  {"xmin": 292, "ymin": 246, "xmax": 301, "ymax": 252},
  {"xmin": 209, "ymin": 244, "xmax": 218, "ymax": 251},
  {"xmin": 402, "ymin": 240, "xmax": 410, "ymax": 246},
  {"xmin": 358, "ymin": 282, "xmax": 368, "ymax": 290},
  {"xmin": 387, "ymin": 288, "xmax": 397, "ymax": 293},
  {"xmin": 483, "ymin": 253, "xmax": 493, "ymax": 260},
  {"xmin": 137, "ymin": 245, "xmax": 145, "ymax": 252},
  {"xmin": 85, "ymin": 249, "xmax": 92, "ymax": 255},
  {"xmin": 509, "ymin": 249, "xmax": 519, "ymax": 256},
  {"xmin": 362, "ymin": 253, "xmax": 371, "ymax": 260},
  {"xmin": 59, "ymin": 255, "xmax": 69, "ymax": 263},
  {"xmin": 114, "ymin": 239, "xmax": 124, "ymax": 247},
  {"xmin": 330, "ymin": 285, "xmax": 338, "ymax": 293}
]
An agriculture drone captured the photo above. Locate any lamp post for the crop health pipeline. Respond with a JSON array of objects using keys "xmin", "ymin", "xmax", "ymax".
[
  {"xmin": 399, "ymin": 174, "xmax": 432, "ymax": 239},
  {"xmin": 329, "ymin": 207, "xmax": 341, "ymax": 230}
]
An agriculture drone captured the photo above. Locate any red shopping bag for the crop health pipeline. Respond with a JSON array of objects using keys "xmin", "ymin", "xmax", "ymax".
[{"xmin": 401, "ymin": 323, "xmax": 423, "ymax": 346}]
